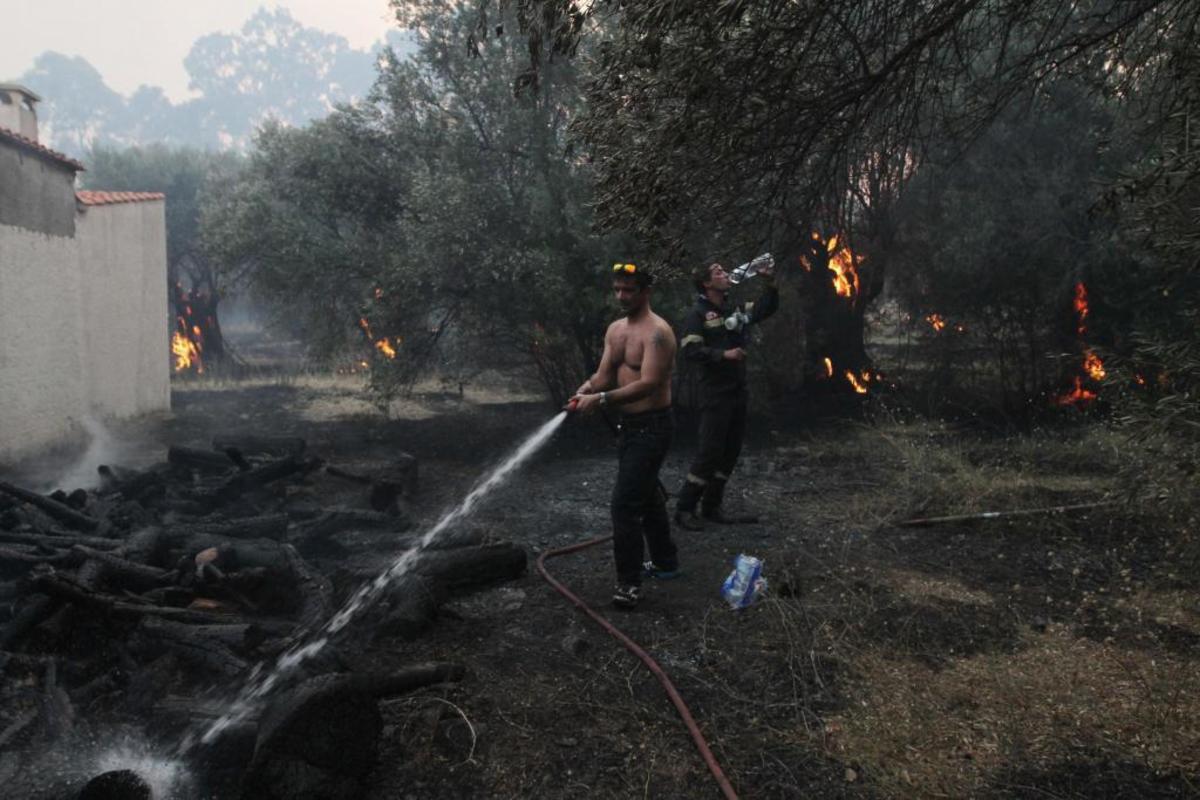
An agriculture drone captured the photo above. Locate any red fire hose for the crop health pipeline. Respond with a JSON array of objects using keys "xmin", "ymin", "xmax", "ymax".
[{"xmin": 536, "ymin": 535, "xmax": 739, "ymax": 800}]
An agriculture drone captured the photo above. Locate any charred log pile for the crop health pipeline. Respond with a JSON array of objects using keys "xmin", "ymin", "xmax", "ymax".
[{"xmin": 0, "ymin": 435, "xmax": 526, "ymax": 797}]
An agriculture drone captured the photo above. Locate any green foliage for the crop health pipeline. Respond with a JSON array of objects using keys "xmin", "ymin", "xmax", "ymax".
[
  {"xmin": 205, "ymin": 4, "xmax": 629, "ymax": 403},
  {"xmin": 1104, "ymin": 41, "xmax": 1200, "ymax": 525},
  {"xmin": 487, "ymin": 1, "xmax": 1187, "ymax": 251},
  {"xmin": 476, "ymin": 0, "xmax": 1197, "ymax": 409},
  {"xmin": 888, "ymin": 80, "xmax": 1130, "ymax": 411},
  {"xmin": 83, "ymin": 144, "xmax": 243, "ymax": 275},
  {"xmin": 83, "ymin": 143, "xmax": 246, "ymax": 368}
]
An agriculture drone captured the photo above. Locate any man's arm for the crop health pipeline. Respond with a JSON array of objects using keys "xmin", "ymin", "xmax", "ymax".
[
  {"xmin": 603, "ymin": 324, "xmax": 676, "ymax": 406},
  {"xmin": 680, "ymin": 309, "xmax": 725, "ymax": 364},
  {"xmin": 746, "ymin": 278, "xmax": 780, "ymax": 325}
]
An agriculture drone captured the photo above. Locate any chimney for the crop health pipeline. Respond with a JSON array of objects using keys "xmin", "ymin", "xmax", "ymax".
[{"xmin": 0, "ymin": 84, "xmax": 41, "ymax": 141}]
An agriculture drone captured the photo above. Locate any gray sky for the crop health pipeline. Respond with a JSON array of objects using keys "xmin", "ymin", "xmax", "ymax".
[{"xmin": 5, "ymin": 1, "xmax": 399, "ymax": 101}]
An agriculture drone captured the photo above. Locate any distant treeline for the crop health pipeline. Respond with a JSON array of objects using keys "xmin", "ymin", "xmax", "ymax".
[{"xmin": 17, "ymin": 8, "xmax": 416, "ymax": 157}]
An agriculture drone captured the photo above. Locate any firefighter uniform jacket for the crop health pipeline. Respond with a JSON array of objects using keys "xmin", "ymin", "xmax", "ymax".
[{"xmin": 680, "ymin": 283, "xmax": 779, "ymax": 398}]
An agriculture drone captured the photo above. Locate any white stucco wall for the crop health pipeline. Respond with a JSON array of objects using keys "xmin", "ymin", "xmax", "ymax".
[
  {"xmin": 76, "ymin": 200, "xmax": 170, "ymax": 419},
  {"xmin": 0, "ymin": 224, "xmax": 88, "ymax": 458},
  {"xmin": 0, "ymin": 200, "xmax": 169, "ymax": 464}
]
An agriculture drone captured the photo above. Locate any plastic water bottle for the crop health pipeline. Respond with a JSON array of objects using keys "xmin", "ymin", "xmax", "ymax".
[
  {"xmin": 728, "ymin": 253, "xmax": 774, "ymax": 285},
  {"xmin": 721, "ymin": 554, "xmax": 767, "ymax": 609}
]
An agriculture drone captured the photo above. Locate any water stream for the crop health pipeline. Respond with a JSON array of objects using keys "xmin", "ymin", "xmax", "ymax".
[{"xmin": 178, "ymin": 410, "xmax": 568, "ymax": 754}]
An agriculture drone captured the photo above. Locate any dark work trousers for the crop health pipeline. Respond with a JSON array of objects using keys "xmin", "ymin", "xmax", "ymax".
[
  {"xmin": 677, "ymin": 391, "xmax": 748, "ymax": 514},
  {"xmin": 611, "ymin": 408, "xmax": 678, "ymax": 586}
]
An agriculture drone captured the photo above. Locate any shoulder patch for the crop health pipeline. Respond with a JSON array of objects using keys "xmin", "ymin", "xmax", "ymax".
[{"xmin": 705, "ymin": 311, "xmax": 719, "ymax": 320}]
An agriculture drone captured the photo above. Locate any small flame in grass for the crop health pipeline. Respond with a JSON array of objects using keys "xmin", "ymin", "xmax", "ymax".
[
  {"xmin": 358, "ymin": 317, "xmax": 398, "ymax": 360},
  {"xmin": 1056, "ymin": 376, "xmax": 1097, "ymax": 406},
  {"xmin": 1083, "ymin": 350, "xmax": 1106, "ymax": 381},
  {"xmin": 845, "ymin": 370, "xmax": 870, "ymax": 394},
  {"xmin": 927, "ymin": 313, "xmax": 947, "ymax": 332},
  {"xmin": 822, "ymin": 358, "xmax": 872, "ymax": 393}
]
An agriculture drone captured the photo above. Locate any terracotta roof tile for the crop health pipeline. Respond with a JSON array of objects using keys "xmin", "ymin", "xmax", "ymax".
[
  {"xmin": 76, "ymin": 190, "xmax": 166, "ymax": 206},
  {"xmin": 0, "ymin": 125, "xmax": 84, "ymax": 171}
]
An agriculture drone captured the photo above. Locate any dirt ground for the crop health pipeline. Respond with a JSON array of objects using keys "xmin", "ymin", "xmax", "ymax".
[{"xmin": 15, "ymin": 370, "xmax": 1200, "ymax": 799}]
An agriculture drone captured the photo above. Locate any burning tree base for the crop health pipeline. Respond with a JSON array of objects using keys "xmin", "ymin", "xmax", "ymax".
[{"xmin": 171, "ymin": 283, "xmax": 228, "ymax": 376}]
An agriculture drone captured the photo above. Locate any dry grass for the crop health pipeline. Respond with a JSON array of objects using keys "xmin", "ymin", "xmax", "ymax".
[
  {"xmin": 728, "ymin": 418, "xmax": 1199, "ymax": 796},
  {"xmin": 755, "ymin": 420, "xmax": 1126, "ymax": 541},
  {"xmin": 880, "ymin": 568, "xmax": 996, "ymax": 607},
  {"xmin": 827, "ymin": 625, "xmax": 1200, "ymax": 797},
  {"xmin": 172, "ymin": 369, "xmax": 545, "ymax": 424},
  {"xmin": 1124, "ymin": 589, "xmax": 1200, "ymax": 635}
]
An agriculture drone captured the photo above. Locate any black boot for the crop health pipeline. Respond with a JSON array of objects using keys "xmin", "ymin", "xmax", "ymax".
[
  {"xmin": 701, "ymin": 478, "xmax": 728, "ymax": 522},
  {"xmin": 702, "ymin": 480, "xmax": 759, "ymax": 524},
  {"xmin": 674, "ymin": 478, "xmax": 705, "ymax": 531}
]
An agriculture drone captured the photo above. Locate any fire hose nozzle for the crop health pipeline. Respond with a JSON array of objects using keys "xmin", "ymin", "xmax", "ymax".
[{"xmin": 566, "ymin": 397, "xmax": 580, "ymax": 412}]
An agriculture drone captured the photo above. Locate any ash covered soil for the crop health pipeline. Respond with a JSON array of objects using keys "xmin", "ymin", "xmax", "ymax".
[{"xmin": 13, "ymin": 375, "xmax": 1200, "ymax": 799}]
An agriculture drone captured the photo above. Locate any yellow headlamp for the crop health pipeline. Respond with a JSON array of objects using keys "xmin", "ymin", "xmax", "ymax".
[{"xmin": 612, "ymin": 263, "xmax": 638, "ymax": 274}]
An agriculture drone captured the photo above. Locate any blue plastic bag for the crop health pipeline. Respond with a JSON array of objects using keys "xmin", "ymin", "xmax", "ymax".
[{"xmin": 721, "ymin": 554, "xmax": 767, "ymax": 609}]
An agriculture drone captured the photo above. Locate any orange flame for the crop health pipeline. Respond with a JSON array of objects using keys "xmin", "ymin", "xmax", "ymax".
[
  {"xmin": 1083, "ymin": 350, "xmax": 1106, "ymax": 381},
  {"xmin": 1055, "ymin": 281, "xmax": 1104, "ymax": 406},
  {"xmin": 359, "ymin": 317, "xmax": 398, "ymax": 359},
  {"xmin": 823, "ymin": 357, "xmax": 833, "ymax": 378},
  {"xmin": 926, "ymin": 314, "xmax": 947, "ymax": 332},
  {"xmin": 1055, "ymin": 376, "xmax": 1097, "ymax": 406},
  {"xmin": 1073, "ymin": 282, "xmax": 1089, "ymax": 336},
  {"xmin": 845, "ymin": 370, "xmax": 870, "ymax": 394},
  {"xmin": 826, "ymin": 235, "xmax": 861, "ymax": 300},
  {"xmin": 171, "ymin": 331, "xmax": 201, "ymax": 373}
]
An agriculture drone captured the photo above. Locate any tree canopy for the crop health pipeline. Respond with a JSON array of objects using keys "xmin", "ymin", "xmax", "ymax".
[
  {"xmin": 203, "ymin": 3, "xmax": 634, "ymax": 402},
  {"xmin": 480, "ymin": 1, "xmax": 1195, "ymax": 252}
]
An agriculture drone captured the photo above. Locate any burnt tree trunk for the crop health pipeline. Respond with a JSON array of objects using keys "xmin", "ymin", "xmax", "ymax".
[
  {"xmin": 797, "ymin": 235, "xmax": 877, "ymax": 397},
  {"xmin": 172, "ymin": 274, "xmax": 227, "ymax": 372}
]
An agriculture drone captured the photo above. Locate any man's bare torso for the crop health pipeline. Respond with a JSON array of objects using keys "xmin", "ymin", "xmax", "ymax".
[{"xmin": 609, "ymin": 312, "xmax": 675, "ymax": 413}]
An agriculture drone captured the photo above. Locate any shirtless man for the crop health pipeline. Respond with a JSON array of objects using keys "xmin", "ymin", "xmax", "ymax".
[{"xmin": 570, "ymin": 263, "xmax": 679, "ymax": 609}]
